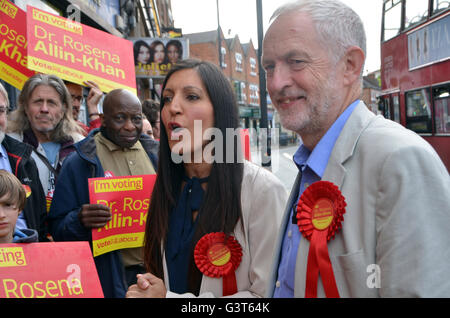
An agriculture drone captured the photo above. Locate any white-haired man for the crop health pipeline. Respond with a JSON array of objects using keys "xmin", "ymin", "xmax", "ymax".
[{"xmin": 262, "ymin": 0, "xmax": 450, "ymax": 297}]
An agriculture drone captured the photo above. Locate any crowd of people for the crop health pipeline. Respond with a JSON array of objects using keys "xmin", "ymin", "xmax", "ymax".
[{"xmin": 1, "ymin": 0, "xmax": 449, "ymax": 299}]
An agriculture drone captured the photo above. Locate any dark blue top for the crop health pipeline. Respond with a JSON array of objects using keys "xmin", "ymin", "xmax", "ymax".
[{"xmin": 166, "ymin": 176, "xmax": 208, "ymax": 294}]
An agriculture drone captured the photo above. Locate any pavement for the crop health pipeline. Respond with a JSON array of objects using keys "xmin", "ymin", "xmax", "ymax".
[{"xmin": 250, "ymin": 143, "xmax": 299, "ymax": 191}]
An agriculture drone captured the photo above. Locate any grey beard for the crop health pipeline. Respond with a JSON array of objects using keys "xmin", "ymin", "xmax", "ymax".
[{"xmin": 0, "ymin": 131, "xmax": 5, "ymax": 144}]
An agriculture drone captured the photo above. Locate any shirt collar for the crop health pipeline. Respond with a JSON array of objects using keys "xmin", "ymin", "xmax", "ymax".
[
  {"xmin": 293, "ymin": 100, "xmax": 360, "ymax": 178},
  {"xmin": 0, "ymin": 144, "xmax": 8, "ymax": 159},
  {"xmin": 97, "ymin": 132, "xmax": 141, "ymax": 151}
]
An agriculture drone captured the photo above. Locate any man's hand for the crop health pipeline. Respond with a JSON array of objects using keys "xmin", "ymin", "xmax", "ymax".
[
  {"xmin": 84, "ymin": 80, "xmax": 103, "ymax": 116},
  {"xmin": 78, "ymin": 203, "xmax": 111, "ymax": 228}
]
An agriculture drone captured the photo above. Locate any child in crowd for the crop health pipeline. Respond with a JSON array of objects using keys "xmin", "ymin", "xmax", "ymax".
[{"xmin": 0, "ymin": 170, "xmax": 38, "ymax": 243}]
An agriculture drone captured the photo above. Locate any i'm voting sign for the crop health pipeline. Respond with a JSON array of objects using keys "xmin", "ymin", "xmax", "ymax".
[{"xmin": 0, "ymin": 242, "xmax": 103, "ymax": 298}]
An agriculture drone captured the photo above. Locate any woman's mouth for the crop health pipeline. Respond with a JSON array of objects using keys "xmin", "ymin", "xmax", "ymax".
[
  {"xmin": 168, "ymin": 122, "xmax": 182, "ymax": 130},
  {"xmin": 167, "ymin": 122, "xmax": 184, "ymax": 139}
]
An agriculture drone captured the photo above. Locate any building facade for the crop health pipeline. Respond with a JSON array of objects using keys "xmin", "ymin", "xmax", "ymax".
[
  {"xmin": 2, "ymin": 1, "xmax": 281, "ymax": 142},
  {"xmin": 185, "ymin": 27, "xmax": 276, "ymax": 133},
  {"xmin": 2, "ymin": 0, "xmax": 173, "ymax": 114},
  {"xmin": 362, "ymin": 71, "xmax": 382, "ymax": 115}
]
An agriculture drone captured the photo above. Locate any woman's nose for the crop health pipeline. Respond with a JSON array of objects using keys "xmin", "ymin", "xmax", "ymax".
[{"xmin": 166, "ymin": 95, "xmax": 182, "ymax": 115}]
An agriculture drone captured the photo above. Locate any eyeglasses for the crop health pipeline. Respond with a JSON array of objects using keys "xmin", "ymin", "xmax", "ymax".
[{"xmin": 71, "ymin": 95, "xmax": 84, "ymax": 103}]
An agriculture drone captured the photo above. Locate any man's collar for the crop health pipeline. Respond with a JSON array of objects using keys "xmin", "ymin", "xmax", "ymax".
[
  {"xmin": 293, "ymin": 100, "xmax": 360, "ymax": 178},
  {"xmin": 97, "ymin": 131, "xmax": 140, "ymax": 151}
]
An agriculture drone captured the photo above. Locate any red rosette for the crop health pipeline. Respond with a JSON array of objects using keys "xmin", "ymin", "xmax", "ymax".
[
  {"xmin": 22, "ymin": 185, "xmax": 32, "ymax": 198},
  {"xmin": 194, "ymin": 232, "xmax": 242, "ymax": 296},
  {"xmin": 295, "ymin": 180, "xmax": 346, "ymax": 298},
  {"xmin": 296, "ymin": 180, "xmax": 346, "ymax": 241}
]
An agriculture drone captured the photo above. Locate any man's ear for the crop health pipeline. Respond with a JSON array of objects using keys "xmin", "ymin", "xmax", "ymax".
[{"xmin": 342, "ymin": 46, "xmax": 365, "ymax": 86}]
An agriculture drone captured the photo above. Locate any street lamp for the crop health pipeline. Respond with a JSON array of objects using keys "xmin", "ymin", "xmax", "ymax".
[
  {"xmin": 256, "ymin": 0, "xmax": 271, "ymax": 167},
  {"xmin": 217, "ymin": 0, "xmax": 222, "ymax": 67}
]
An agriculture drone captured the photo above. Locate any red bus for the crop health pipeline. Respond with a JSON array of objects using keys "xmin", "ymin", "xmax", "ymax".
[{"xmin": 380, "ymin": 0, "xmax": 450, "ymax": 171}]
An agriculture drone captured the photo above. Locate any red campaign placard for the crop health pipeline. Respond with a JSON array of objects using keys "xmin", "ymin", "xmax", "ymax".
[
  {"xmin": 0, "ymin": 242, "xmax": 103, "ymax": 298},
  {"xmin": 89, "ymin": 174, "xmax": 156, "ymax": 257},
  {"xmin": 0, "ymin": 0, "xmax": 35, "ymax": 89},
  {"xmin": 240, "ymin": 128, "xmax": 251, "ymax": 161},
  {"xmin": 26, "ymin": 5, "xmax": 136, "ymax": 94}
]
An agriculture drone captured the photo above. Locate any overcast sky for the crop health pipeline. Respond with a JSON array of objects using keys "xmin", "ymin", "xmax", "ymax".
[{"xmin": 171, "ymin": 0, "xmax": 383, "ymax": 74}]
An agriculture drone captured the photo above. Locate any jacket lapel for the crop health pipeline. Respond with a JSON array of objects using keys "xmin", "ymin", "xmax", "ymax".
[
  {"xmin": 265, "ymin": 171, "xmax": 302, "ymax": 297},
  {"xmin": 322, "ymin": 101, "xmax": 375, "ymax": 187},
  {"xmin": 294, "ymin": 101, "xmax": 376, "ymax": 297}
]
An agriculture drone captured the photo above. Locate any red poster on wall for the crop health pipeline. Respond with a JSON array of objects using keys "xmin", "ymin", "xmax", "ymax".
[
  {"xmin": 0, "ymin": 242, "xmax": 103, "ymax": 298},
  {"xmin": 0, "ymin": 0, "xmax": 35, "ymax": 89},
  {"xmin": 89, "ymin": 174, "xmax": 157, "ymax": 257},
  {"xmin": 26, "ymin": 5, "xmax": 136, "ymax": 94}
]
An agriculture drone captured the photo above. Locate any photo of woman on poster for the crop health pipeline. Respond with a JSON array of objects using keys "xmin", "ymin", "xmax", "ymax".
[
  {"xmin": 166, "ymin": 39, "xmax": 183, "ymax": 65},
  {"xmin": 134, "ymin": 40, "xmax": 151, "ymax": 66},
  {"xmin": 132, "ymin": 38, "xmax": 186, "ymax": 78},
  {"xmin": 149, "ymin": 40, "xmax": 167, "ymax": 76},
  {"xmin": 150, "ymin": 40, "xmax": 166, "ymax": 64}
]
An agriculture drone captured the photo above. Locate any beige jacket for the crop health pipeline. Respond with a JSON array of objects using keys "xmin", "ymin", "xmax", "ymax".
[
  {"xmin": 164, "ymin": 160, "xmax": 288, "ymax": 297},
  {"xmin": 267, "ymin": 102, "xmax": 450, "ymax": 297}
]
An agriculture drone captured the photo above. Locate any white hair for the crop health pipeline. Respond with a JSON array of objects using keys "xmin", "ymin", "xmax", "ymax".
[{"xmin": 271, "ymin": 0, "xmax": 366, "ymax": 73}]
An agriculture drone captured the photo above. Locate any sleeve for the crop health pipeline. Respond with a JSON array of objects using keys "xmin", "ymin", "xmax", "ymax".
[
  {"xmin": 23, "ymin": 157, "xmax": 48, "ymax": 242},
  {"xmin": 88, "ymin": 118, "xmax": 102, "ymax": 132},
  {"xmin": 376, "ymin": 144, "xmax": 450, "ymax": 297},
  {"xmin": 48, "ymin": 153, "xmax": 92, "ymax": 242},
  {"xmin": 229, "ymin": 167, "xmax": 287, "ymax": 298}
]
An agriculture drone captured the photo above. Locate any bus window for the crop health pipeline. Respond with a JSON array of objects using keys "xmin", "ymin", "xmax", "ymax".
[
  {"xmin": 433, "ymin": 84, "xmax": 450, "ymax": 134},
  {"xmin": 405, "ymin": 0, "xmax": 429, "ymax": 29},
  {"xmin": 380, "ymin": 95, "xmax": 401, "ymax": 123},
  {"xmin": 433, "ymin": 0, "xmax": 450, "ymax": 14},
  {"xmin": 383, "ymin": 0, "xmax": 402, "ymax": 41},
  {"xmin": 405, "ymin": 88, "xmax": 432, "ymax": 133}
]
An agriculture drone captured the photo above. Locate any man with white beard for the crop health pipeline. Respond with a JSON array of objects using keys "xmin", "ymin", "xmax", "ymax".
[
  {"xmin": 0, "ymin": 82, "xmax": 47, "ymax": 241},
  {"xmin": 263, "ymin": 0, "xmax": 450, "ymax": 297}
]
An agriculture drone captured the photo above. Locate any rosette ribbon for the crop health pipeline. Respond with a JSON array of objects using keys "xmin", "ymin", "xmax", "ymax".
[
  {"xmin": 296, "ymin": 181, "xmax": 346, "ymax": 298},
  {"xmin": 194, "ymin": 232, "xmax": 242, "ymax": 296}
]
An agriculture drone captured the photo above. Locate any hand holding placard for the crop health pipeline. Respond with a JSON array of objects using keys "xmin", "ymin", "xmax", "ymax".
[{"xmin": 78, "ymin": 203, "xmax": 111, "ymax": 229}]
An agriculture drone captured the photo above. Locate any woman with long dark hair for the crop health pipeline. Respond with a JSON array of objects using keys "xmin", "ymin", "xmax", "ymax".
[
  {"xmin": 127, "ymin": 59, "xmax": 287, "ymax": 298},
  {"xmin": 149, "ymin": 40, "xmax": 168, "ymax": 76},
  {"xmin": 133, "ymin": 40, "xmax": 151, "ymax": 65}
]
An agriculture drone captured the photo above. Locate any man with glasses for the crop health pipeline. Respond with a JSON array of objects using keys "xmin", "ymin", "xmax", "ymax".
[{"xmin": 65, "ymin": 80, "xmax": 103, "ymax": 136}]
